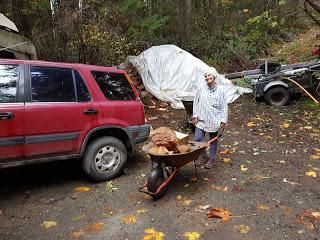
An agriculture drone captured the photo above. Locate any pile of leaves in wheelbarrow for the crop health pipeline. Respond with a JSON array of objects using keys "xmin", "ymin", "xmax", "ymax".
[{"xmin": 143, "ymin": 127, "xmax": 192, "ymax": 155}]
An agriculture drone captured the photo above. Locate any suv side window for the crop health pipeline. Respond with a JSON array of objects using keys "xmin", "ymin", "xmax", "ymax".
[
  {"xmin": 91, "ymin": 71, "xmax": 136, "ymax": 100},
  {"xmin": 31, "ymin": 66, "xmax": 76, "ymax": 102},
  {"xmin": 74, "ymin": 70, "xmax": 91, "ymax": 102},
  {"xmin": 0, "ymin": 64, "xmax": 19, "ymax": 103}
]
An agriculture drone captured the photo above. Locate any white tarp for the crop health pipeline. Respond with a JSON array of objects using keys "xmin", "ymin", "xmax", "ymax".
[{"xmin": 127, "ymin": 44, "xmax": 252, "ymax": 109}]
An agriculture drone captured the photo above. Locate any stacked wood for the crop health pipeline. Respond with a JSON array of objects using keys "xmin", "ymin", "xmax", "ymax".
[{"xmin": 146, "ymin": 127, "xmax": 191, "ymax": 155}]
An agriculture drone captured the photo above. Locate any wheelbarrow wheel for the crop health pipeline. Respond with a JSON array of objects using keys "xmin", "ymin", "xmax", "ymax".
[{"xmin": 147, "ymin": 165, "xmax": 168, "ymax": 200}]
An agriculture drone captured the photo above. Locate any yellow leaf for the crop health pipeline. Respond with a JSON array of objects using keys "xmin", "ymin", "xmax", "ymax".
[
  {"xmin": 305, "ymin": 171, "xmax": 317, "ymax": 178},
  {"xmin": 311, "ymin": 211, "xmax": 320, "ymax": 219},
  {"xmin": 69, "ymin": 222, "xmax": 104, "ymax": 238},
  {"xmin": 122, "ymin": 215, "xmax": 137, "ymax": 224},
  {"xmin": 257, "ymin": 204, "xmax": 270, "ymax": 210},
  {"xmin": 234, "ymin": 225, "xmax": 251, "ymax": 234},
  {"xmin": 184, "ymin": 231, "xmax": 201, "ymax": 240},
  {"xmin": 310, "ymin": 155, "xmax": 320, "ymax": 160},
  {"xmin": 176, "ymin": 195, "xmax": 183, "ymax": 201},
  {"xmin": 41, "ymin": 221, "xmax": 57, "ymax": 229},
  {"xmin": 136, "ymin": 208, "xmax": 148, "ymax": 214},
  {"xmin": 240, "ymin": 164, "xmax": 248, "ymax": 171},
  {"xmin": 246, "ymin": 122, "xmax": 255, "ymax": 127},
  {"xmin": 143, "ymin": 228, "xmax": 164, "ymax": 240},
  {"xmin": 223, "ymin": 157, "xmax": 232, "ymax": 163},
  {"xmin": 281, "ymin": 123, "xmax": 290, "ymax": 128},
  {"xmin": 74, "ymin": 186, "xmax": 91, "ymax": 192}
]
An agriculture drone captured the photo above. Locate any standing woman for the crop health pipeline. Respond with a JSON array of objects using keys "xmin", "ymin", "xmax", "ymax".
[{"xmin": 192, "ymin": 72, "xmax": 228, "ymax": 169}]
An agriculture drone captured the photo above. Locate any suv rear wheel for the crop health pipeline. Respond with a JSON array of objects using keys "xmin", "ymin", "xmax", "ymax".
[
  {"xmin": 264, "ymin": 87, "xmax": 290, "ymax": 106},
  {"xmin": 83, "ymin": 136, "xmax": 127, "ymax": 182}
]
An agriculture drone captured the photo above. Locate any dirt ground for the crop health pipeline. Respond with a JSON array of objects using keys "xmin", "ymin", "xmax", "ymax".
[{"xmin": 0, "ymin": 93, "xmax": 319, "ymax": 240}]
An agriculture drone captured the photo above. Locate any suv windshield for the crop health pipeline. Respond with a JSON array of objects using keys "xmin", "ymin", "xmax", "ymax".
[{"xmin": 91, "ymin": 71, "xmax": 136, "ymax": 100}]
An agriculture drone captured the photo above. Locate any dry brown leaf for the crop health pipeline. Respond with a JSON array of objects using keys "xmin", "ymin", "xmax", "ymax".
[
  {"xmin": 207, "ymin": 208, "xmax": 231, "ymax": 222},
  {"xmin": 74, "ymin": 186, "xmax": 91, "ymax": 192},
  {"xmin": 213, "ymin": 186, "xmax": 229, "ymax": 192},
  {"xmin": 280, "ymin": 206, "xmax": 292, "ymax": 216},
  {"xmin": 69, "ymin": 222, "xmax": 104, "ymax": 238},
  {"xmin": 257, "ymin": 204, "xmax": 270, "ymax": 210},
  {"xmin": 234, "ymin": 224, "xmax": 251, "ymax": 234},
  {"xmin": 296, "ymin": 210, "xmax": 320, "ymax": 230}
]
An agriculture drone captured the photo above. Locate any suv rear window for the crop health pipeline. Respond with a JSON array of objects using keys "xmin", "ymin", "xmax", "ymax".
[
  {"xmin": 31, "ymin": 66, "xmax": 76, "ymax": 102},
  {"xmin": 0, "ymin": 64, "xmax": 18, "ymax": 103},
  {"xmin": 91, "ymin": 71, "xmax": 136, "ymax": 100}
]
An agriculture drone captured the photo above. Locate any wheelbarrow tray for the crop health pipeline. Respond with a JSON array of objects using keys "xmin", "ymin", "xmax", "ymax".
[{"xmin": 148, "ymin": 141, "xmax": 207, "ymax": 168}]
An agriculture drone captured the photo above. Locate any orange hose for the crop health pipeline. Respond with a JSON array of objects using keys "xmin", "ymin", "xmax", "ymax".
[{"xmin": 282, "ymin": 77, "xmax": 319, "ymax": 104}]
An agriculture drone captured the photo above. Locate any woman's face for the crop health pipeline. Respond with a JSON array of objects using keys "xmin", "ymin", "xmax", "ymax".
[{"xmin": 204, "ymin": 73, "xmax": 216, "ymax": 87}]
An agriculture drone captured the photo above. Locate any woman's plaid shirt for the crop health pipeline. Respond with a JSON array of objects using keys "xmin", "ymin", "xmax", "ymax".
[{"xmin": 192, "ymin": 85, "xmax": 228, "ymax": 132}]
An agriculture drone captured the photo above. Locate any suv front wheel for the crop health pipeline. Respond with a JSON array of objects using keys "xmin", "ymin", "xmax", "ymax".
[{"xmin": 83, "ymin": 136, "xmax": 127, "ymax": 182}]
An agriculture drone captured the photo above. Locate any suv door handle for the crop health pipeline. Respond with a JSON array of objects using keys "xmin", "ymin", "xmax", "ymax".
[
  {"xmin": 0, "ymin": 112, "xmax": 14, "ymax": 120},
  {"xmin": 83, "ymin": 109, "xmax": 99, "ymax": 115}
]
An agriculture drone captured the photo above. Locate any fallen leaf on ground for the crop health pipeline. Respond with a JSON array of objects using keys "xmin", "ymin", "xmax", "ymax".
[
  {"xmin": 240, "ymin": 165, "xmax": 248, "ymax": 172},
  {"xmin": 106, "ymin": 181, "xmax": 113, "ymax": 192},
  {"xmin": 74, "ymin": 186, "xmax": 90, "ymax": 192},
  {"xmin": 69, "ymin": 222, "xmax": 104, "ymax": 238},
  {"xmin": 296, "ymin": 210, "xmax": 320, "ymax": 230},
  {"xmin": 246, "ymin": 122, "xmax": 255, "ymax": 127},
  {"xmin": 305, "ymin": 171, "xmax": 317, "ymax": 178},
  {"xmin": 207, "ymin": 208, "xmax": 231, "ymax": 222},
  {"xmin": 280, "ymin": 122, "xmax": 290, "ymax": 128},
  {"xmin": 223, "ymin": 157, "xmax": 232, "ymax": 163},
  {"xmin": 143, "ymin": 228, "xmax": 164, "ymax": 240},
  {"xmin": 184, "ymin": 231, "xmax": 201, "ymax": 240},
  {"xmin": 198, "ymin": 205, "xmax": 210, "ymax": 210},
  {"xmin": 41, "ymin": 221, "xmax": 57, "ymax": 229},
  {"xmin": 122, "ymin": 215, "xmax": 137, "ymax": 224},
  {"xmin": 213, "ymin": 185, "xmax": 229, "ymax": 192},
  {"xmin": 72, "ymin": 214, "xmax": 86, "ymax": 221},
  {"xmin": 280, "ymin": 206, "xmax": 292, "ymax": 216},
  {"xmin": 136, "ymin": 208, "xmax": 148, "ymax": 214},
  {"xmin": 257, "ymin": 204, "xmax": 270, "ymax": 210},
  {"xmin": 234, "ymin": 224, "xmax": 251, "ymax": 234}
]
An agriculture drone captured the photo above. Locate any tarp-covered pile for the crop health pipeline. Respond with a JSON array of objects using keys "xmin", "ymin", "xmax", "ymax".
[{"xmin": 125, "ymin": 45, "xmax": 252, "ymax": 109}]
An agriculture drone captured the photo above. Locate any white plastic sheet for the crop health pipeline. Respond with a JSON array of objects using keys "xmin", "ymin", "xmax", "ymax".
[{"xmin": 127, "ymin": 45, "xmax": 252, "ymax": 109}]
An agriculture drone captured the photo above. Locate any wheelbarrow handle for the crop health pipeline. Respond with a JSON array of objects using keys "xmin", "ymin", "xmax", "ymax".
[{"xmin": 207, "ymin": 128, "xmax": 224, "ymax": 145}]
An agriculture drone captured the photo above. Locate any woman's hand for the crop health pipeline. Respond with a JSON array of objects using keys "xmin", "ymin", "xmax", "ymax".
[{"xmin": 192, "ymin": 117, "xmax": 198, "ymax": 126}]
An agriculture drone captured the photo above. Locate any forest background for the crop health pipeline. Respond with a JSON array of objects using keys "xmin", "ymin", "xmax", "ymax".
[{"xmin": 0, "ymin": 0, "xmax": 319, "ymax": 72}]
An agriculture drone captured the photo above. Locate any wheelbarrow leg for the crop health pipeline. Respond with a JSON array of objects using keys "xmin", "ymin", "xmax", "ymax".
[{"xmin": 193, "ymin": 160, "xmax": 199, "ymax": 181}]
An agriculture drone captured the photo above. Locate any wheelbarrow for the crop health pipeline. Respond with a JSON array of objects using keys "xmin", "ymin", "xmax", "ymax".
[{"xmin": 139, "ymin": 133, "xmax": 222, "ymax": 199}]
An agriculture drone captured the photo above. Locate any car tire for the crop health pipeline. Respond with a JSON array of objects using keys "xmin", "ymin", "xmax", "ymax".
[
  {"xmin": 82, "ymin": 136, "xmax": 127, "ymax": 182},
  {"xmin": 264, "ymin": 87, "xmax": 290, "ymax": 106}
]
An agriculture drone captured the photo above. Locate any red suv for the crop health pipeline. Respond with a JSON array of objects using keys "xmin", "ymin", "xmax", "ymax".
[{"xmin": 0, "ymin": 59, "xmax": 149, "ymax": 181}]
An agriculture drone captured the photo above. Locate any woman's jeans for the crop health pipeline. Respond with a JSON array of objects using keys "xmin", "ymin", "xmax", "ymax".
[{"xmin": 194, "ymin": 127, "xmax": 218, "ymax": 160}]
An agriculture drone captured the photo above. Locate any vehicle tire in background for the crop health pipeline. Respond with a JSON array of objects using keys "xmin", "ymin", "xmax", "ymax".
[
  {"xmin": 264, "ymin": 87, "xmax": 290, "ymax": 106},
  {"xmin": 83, "ymin": 136, "xmax": 127, "ymax": 182}
]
